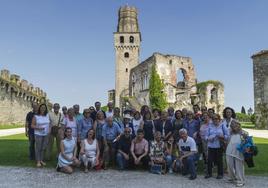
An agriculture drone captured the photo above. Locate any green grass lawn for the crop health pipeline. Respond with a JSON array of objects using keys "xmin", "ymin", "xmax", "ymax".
[
  {"xmin": 0, "ymin": 134, "xmax": 267, "ymax": 175},
  {"xmin": 0, "ymin": 124, "xmax": 24, "ymax": 129}
]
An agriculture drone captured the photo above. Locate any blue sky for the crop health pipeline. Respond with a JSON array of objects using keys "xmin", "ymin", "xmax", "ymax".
[{"xmin": 0, "ymin": 0, "xmax": 267, "ymax": 112}]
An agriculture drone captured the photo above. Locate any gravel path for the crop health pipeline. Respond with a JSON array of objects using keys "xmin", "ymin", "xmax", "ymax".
[
  {"xmin": 0, "ymin": 166, "xmax": 267, "ymax": 188},
  {"xmin": 0, "ymin": 128, "xmax": 24, "ymax": 137}
]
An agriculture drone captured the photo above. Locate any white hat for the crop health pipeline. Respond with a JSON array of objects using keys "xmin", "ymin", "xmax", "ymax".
[{"xmin": 123, "ymin": 114, "xmax": 132, "ymax": 119}]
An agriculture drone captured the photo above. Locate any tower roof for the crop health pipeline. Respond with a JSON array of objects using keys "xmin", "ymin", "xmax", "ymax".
[{"xmin": 117, "ymin": 5, "xmax": 140, "ymax": 33}]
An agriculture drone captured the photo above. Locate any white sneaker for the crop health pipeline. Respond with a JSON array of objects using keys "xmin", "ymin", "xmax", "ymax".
[{"xmin": 236, "ymin": 183, "xmax": 244, "ymax": 187}]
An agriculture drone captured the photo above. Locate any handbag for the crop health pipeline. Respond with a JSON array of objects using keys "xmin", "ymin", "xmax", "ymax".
[{"xmin": 150, "ymin": 164, "xmax": 162, "ymax": 175}]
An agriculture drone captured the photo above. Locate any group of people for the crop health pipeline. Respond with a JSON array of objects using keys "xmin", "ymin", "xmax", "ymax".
[{"xmin": 25, "ymin": 101, "xmax": 248, "ymax": 187}]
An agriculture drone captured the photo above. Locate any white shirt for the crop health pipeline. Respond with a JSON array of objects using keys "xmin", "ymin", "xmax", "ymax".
[
  {"xmin": 178, "ymin": 136, "xmax": 197, "ymax": 155},
  {"xmin": 34, "ymin": 114, "xmax": 50, "ymax": 136},
  {"xmin": 105, "ymin": 110, "xmax": 114, "ymax": 118}
]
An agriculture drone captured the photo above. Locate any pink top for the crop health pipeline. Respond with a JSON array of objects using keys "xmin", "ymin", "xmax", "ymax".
[{"xmin": 131, "ymin": 138, "xmax": 148, "ymax": 155}]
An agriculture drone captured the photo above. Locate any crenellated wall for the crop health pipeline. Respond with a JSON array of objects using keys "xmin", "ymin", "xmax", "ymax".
[{"xmin": 0, "ymin": 69, "xmax": 49, "ymax": 125}]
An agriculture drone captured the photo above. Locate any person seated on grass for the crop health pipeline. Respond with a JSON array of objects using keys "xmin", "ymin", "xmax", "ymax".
[
  {"xmin": 116, "ymin": 127, "xmax": 133, "ymax": 170},
  {"xmin": 149, "ymin": 131, "xmax": 166, "ymax": 173},
  {"xmin": 57, "ymin": 127, "xmax": 80, "ymax": 174},
  {"xmin": 177, "ymin": 128, "xmax": 199, "ymax": 180},
  {"xmin": 130, "ymin": 129, "xmax": 149, "ymax": 169},
  {"xmin": 80, "ymin": 129, "xmax": 100, "ymax": 173},
  {"xmin": 165, "ymin": 135, "xmax": 180, "ymax": 174}
]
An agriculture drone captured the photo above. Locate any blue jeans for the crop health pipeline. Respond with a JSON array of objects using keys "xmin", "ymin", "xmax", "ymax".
[
  {"xmin": 165, "ymin": 155, "xmax": 174, "ymax": 170},
  {"xmin": 182, "ymin": 154, "xmax": 199, "ymax": 177},
  {"xmin": 116, "ymin": 152, "xmax": 129, "ymax": 170}
]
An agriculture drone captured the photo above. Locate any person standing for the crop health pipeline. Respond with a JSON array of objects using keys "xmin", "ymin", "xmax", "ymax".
[
  {"xmin": 132, "ymin": 111, "xmax": 144, "ymax": 136},
  {"xmin": 105, "ymin": 102, "xmax": 114, "ymax": 118},
  {"xmin": 77, "ymin": 109, "xmax": 94, "ymax": 141},
  {"xmin": 154, "ymin": 111, "xmax": 173, "ymax": 141},
  {"xmin": 222, "ymin": 107, "xmax": 236, "ymax": 128},
  {"xmin": 46, "ymin": 103, "xmax": 64, "ymax": 160},
  {"xmin": 226, "ymin": 120, "xmax": 246, "ymax": 187},
  {"xmin": 142, "ymin": 111, "xmax": 155, "ymax": 143},
  {"xmin": 25, "ymin": 102, "xmax": 38, "ymax": 160},
  {"xmin": 62, "ymin": 106, "xmax": 68, "ymax": 119},
  {"xmin": 205, "ymin": 114, "xmax": 229, "ymax": 179},
  {"xmin": 102, "ymin": 117, "xmax": 122, "ymax": 168},
  {"xmin": 91, "ymin": 101, "xmax": 106, "ymax": 121},
  {"xmin": 31, "ymin": 103, "xmax": 50, "ymax": 167}
]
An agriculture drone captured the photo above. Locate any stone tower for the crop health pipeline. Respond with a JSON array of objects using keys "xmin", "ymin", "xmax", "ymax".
[
  {"xmin": 114, "ymin": 6, "xmax": 141, "ymax": 108},
  {"xmin": 252, "ymin": 50, "xmax": 268, "ymax": 129}
]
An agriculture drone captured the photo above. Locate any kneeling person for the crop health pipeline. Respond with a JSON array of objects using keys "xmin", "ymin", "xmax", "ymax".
[
  {"xmin": 177, "ymin": 128, "xmax": 198, "ymax": 180},
  {"xmin": 57, "ymin": 127, "xmax": 80, "ymax": 174},
  {"xmin": 116, "ymin": 127, "xmax": 133, "ymax": 170},
  {"xmin": 130, "ymin": 129, "xmax": 149, "ymax": 169},
  {"xmin": 80, "ymin": 129, "xmax": 100, "ymax": 172}
]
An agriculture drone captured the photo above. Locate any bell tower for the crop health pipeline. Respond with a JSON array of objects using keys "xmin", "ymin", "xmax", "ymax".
[{"xmin": 114, "ymin": 6, "xmax": 141, "ymax": 108}]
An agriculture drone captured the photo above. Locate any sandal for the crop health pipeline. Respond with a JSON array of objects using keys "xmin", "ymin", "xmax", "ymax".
[
  {"xmin": 40, "ymin": 161, "xmax": 46, "ymax": 166},
  {"xmin": 36, "ymin": 163, "xmax": 42, "ymax": 168}
]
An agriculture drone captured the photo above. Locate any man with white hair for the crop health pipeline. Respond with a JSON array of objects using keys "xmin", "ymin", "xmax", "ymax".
[{"xmin": 177, "ymin": 128, "xmax": 198, "ymax": 180}]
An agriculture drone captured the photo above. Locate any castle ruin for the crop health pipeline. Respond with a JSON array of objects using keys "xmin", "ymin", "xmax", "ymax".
[
  {"xmin": 109, "ymin": 6, "xmax": 224, "ymax": 112},
  {"xmin": 0, "ymin": 69, "xmax": 49, "ymax": 125}
]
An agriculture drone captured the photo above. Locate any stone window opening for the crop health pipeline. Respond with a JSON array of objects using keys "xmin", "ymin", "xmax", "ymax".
[
  {"xmin": 126, "ymin": 68, "xmax": 128, "ymax": 72},
  {"xmin": 169, "ymin": 60, "xmax": 172, "ymax": 65},
  {"xmin": 124, "ymin": 52, "xmax": 129, "ymax": 58},
  {"xmin": 120, "ymin": 36, "xmax": 124, "ymax": 43},
  {"xmin": 210, "ymin": 88, "xmax": 218, "ymax": 102},
  {"xmin": 129, "ymin": 36, "xmax": 134, "ymax": 43},
  {"xmin": 176, "ymin": 68, "xmax": 187, "ymax": 88},
  {"xmin": 5, "ymin": 83, "xmax": 9, "ymax": 93}
]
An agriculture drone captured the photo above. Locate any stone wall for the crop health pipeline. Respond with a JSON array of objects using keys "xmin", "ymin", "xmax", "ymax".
[
  {"xmin": 252, "ymin": 50, "xmax": 268, "ymax": 129},
  {"xmin": 0, "ymin": 69, "xmax": 49, "ymax": 125}
]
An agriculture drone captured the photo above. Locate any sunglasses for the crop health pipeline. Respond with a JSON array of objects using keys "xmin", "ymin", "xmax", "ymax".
[{"xmin": 125, "ymin": 131, "xmax": 131, "ymax": 133}]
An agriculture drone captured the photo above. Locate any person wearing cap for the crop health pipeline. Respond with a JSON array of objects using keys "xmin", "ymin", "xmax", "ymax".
[
  {"xmin": 177, "ymin": 128, "xmax": 199, "ymax": 180},
  {"xmin": 123, "ymin": 114, "xmax": 135, "ymax": 137}
]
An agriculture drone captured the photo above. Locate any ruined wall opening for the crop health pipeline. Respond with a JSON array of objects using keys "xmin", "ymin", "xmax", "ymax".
[
  {"xmin": 176, "ymin": 68, "xmax": 187, "ymax": 88},
  {"xmin": 210, "ymin": 88, "xmax": 218, "ymax": 102}
]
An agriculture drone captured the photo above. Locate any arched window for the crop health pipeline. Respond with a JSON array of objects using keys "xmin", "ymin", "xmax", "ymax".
[
  {"xmin": 120, "ymin": 36, "xmax": 124, "ymax": 43},
  {"xmin": 124, "ymin": 52, "xmax": 129, "ymax": 58},
  {"xmin": 210, "ymin": 88, "xmax": 217, "ymax": 101},
  {"xmin": 129, "ymin": 36, "xmax": 134, "ymax": 43},
  {"xmin": 126, "ymin": 68, "xmax": 128, "ymax": 72}
]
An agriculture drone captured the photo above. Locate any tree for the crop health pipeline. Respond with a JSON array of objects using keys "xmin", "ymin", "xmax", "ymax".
[
  {"xmin": 149, "ymin": 64, "xmax": 168, "ymax": 111},
  {"xmin": 241, "ymin": 106, "xmax": 246, "ymax": 114}
]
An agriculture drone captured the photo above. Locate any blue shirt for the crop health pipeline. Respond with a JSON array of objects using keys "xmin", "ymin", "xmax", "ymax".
[
  {"xmin": 77, "ymin": 117, "xmax": 93, "ymax": 140},
  {"xmin": 183, "ymin": 119, "xmax": 200, "ymax": 138},
  {"xmin": 102, "ymin": 123, "xmax": 122, "ymax": 141},
  {"xmin": 206, "ymin": 123, "xmax": 229, "ymax": 148}
]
